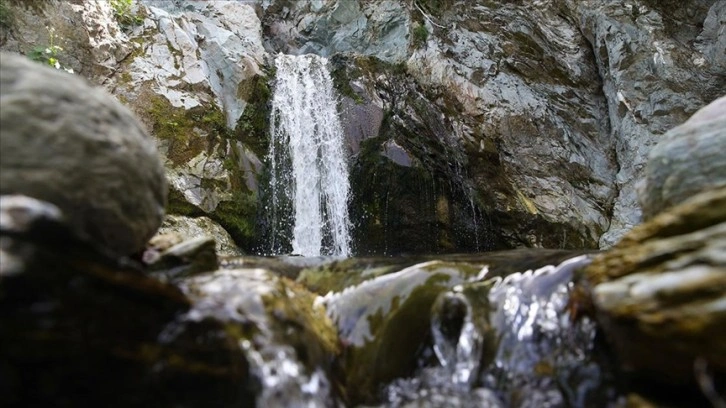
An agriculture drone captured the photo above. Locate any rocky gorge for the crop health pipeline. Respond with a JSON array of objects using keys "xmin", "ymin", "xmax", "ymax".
[
  {"xmin": 2, "ymin": 0, "xmax": 723, "ymax": 253},
  {"xmin": 0, "ymin": 0, "xmax": 724, "ymax": 407}
]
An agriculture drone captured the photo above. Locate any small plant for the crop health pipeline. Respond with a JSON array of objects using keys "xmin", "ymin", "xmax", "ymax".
[
  {"xmin": 0, "ymin": 0, "xmax": 12, "ymax": 30},
  {"xmin": 412, "ymin": 24, "xmax": 428, "ymax": 49},
  {"xmin": 28, "ymin": 26, "xmax": 74, "ymax": 73},
  {"xmin": 110, "ymin": 0, "xmax": 143, "ymax": 28}
]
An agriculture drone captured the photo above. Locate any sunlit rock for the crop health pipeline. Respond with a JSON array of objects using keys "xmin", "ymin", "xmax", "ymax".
[
  {"xmin": 144, "ymin": 235, "xmax": 218, "ymax": 281},
  {"xmin": 155, "ymin": 214, "xmax": 242, "ymax": 256}
]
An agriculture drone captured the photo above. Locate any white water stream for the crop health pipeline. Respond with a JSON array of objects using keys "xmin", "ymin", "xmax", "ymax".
[{"xmin": 268, "ymin": 54, "xmax": 352, "ymax": 257}]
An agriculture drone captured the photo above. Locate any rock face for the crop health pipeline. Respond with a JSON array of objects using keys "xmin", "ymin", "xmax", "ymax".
[
  {"xmin": 584, "ymin": 97, "xmax": 726, "ymax": 392},
  {"xmin": 262, "ymin": 0, "xmax": 726, "ymax": 250},
  {"xmin": 0, "ymin": 0, "xmax": 132, "ymax": 81},
  {"xmin": 113, "ymin": 0, "xmax": 269, "ymax": 250},
  {"xmin": 0, "ymin": 0, "xmax": 269, "ymax": 251},
  {"xmin": 0, "ymin": 52, "xmax": 166, "ymax": 256},
  {"xmin": 262, "ymin": 0, "xmax": 410, "ymax": 62},
  {"xmin": 576, "ymin": 0, "xmax": 726, "ymax": 246},
  {"xmin": 3, "ymin": 0, "xmax": 723, "ymax": 253},
  {"xmin": 639, "ymin": 96, "xmax": 726, "ymax": 220}
]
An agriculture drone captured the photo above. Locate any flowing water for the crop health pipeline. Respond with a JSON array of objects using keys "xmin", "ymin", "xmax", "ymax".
[
  {"xmin": 267, "ymin": 54, "xmax": 352, "ymax": 257},
  {"xmin": 241, "ymin": 55, "xmax": 612, "ymax": 408},
  {"xmin": 370, "ymin": 254, "xmax": 612, "ymax": 407}
]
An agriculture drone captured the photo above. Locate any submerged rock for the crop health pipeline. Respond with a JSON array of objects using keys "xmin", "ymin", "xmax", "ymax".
[
  {"xmin": 0, "ymin": 52, "xmax": 167, "ymax": 257},
  {"xmin": 0, "ymin": 195, "xmax": 255, "ymax": 407}
]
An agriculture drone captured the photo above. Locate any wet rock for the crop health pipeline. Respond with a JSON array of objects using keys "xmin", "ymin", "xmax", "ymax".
[
  {"xmin": 381, "ymin": 255, "xmax": 610, "ymax": 408},
  {"xmin": 584, "ymin": 187, "xmax": 726, "ymax": 389},
  {"xmin": 0, "ymin": 195, "xmax": 255, "ymax": 407},
  {"xmin": 639, "ymin": 95, "xmax": 726, "ymax": 220},
  {"xmin": 0, "ymin": 52, "xmax": 166, "ymax": 257},
  {"xmin": 322, "ymin": 260, "xmax": 486, "ymax": 405},
  {"xmin": 180, "ymin": 267, "xmax": 341, "ymax": 407},
  {"xmin": 331, "ymin": 55, "xmax": 496, "ymax": 254},
  {"xmin": 318, "ymin": 250, "xmax": 589, "ymax": 405}
]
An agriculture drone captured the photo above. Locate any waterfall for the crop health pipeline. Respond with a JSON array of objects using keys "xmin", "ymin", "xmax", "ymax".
[{"xmin": 267, "ymin": 54, "xmax": 352, "ymax": 257}]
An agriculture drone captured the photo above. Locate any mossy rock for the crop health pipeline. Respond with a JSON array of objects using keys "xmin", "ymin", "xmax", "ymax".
[
  {"xmin": 582, "ymin": 187, "xmax": 726, "ymax": 395},
  {"xmin": 138, "ymin": 73, "xmax": 273, "ymax": 253},
  {"xmin": 181, "ymin": 268, "xmax": 341, "ymax": 396},
  {"xmin": 324, "ymin": 260, "xmax": 484, "ymax": 405}
]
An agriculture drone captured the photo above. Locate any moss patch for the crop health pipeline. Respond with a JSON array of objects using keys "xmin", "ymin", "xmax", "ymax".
[
  {"xmin": 233, "ymin": 73, "xmax": 272, "ymax": 159},
  {"xmin": 411, "ymin": 23, "xmax": 428, "ymax": 49},
  {"xmin": 0, "ymin": 0, "xmax": 13, "ymax": 30},
  {"xmin": 209, "ymin": 189, "xmax": 257, "ymax": 251},
  {"xmin": 145, "ymin": 94, "xmax": 228, "ymax": 166},
  {"xmin": 140, "ymin": 81, "xmax": 269, "ymax": 253}
]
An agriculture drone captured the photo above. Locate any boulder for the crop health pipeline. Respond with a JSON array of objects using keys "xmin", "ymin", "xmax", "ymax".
[
  {"xmin": 155, "ymin": 214, "xmax": 242, "ymax": 257},
  {"xmin": 144, "ymin": 235, "xmax": 218, "ymax": 281},
  {"xmin": 0, "ymin": 194, "xmax": 255, "ymax": 407},
  {"xmin": 0, "ymin": 52, "xmax": 167, "ymax": 256},
  {"xmin": 639, "ymin": 96, "xmax": 726, "ymax": 220},
  {"xmin": 584, "ymin": 187, "xmax": 726, "ymax": 387}
]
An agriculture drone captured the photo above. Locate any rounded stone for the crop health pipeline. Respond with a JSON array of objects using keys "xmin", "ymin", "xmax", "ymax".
[
  {"xmin": 0, "ymin": 52, "xmax": 167, "ymax": 256},
  {"xmin": 639, "ymin": 95, "xmax": 726, "ymax": 220}
]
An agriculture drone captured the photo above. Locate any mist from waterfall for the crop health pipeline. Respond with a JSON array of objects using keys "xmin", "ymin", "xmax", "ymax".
[{"xmin": 267, "ymin": 53, "xmax": 352, "ymax": 257}]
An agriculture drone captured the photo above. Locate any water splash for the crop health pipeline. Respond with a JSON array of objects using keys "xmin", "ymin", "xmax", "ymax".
[
  {"xmin": 182, "ymin": 269, "xmax": 335, "ymax": 408},
  {"xmin": 386, "ymin": 255, "xmax": 606, "ymax": 407},
  {"xmin": 267, "ymin": 54, "xmax": 352, "ymax": 257},
  {"xmin": 481, "ymin": 255, "xmax": 601, "ymax": 407}
]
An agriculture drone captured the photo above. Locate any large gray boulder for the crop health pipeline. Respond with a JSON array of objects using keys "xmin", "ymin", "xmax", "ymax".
[
  {"xmin": 639, "ymin": 95, "xmax": 726, "ymax": 220},
  {"xmin": 0, "ymin": 52, "xmax": 167, "ymax": 256}
]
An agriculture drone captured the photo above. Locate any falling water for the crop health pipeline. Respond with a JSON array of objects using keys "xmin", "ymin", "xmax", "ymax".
[{"xmin": 267, "ymin": 54, "xmax": 352, "ymax": 257}]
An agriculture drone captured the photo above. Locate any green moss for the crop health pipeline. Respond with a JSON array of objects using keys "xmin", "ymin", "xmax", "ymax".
[
  {"xmin": 146, "ymin": 70, "xmax": 273, "ymax": 253},
  {"xmin": 166, "ymin": 188, "xmax": 204, "ymax": 218},
  {"xmin": 7, "ymin": 0, "xmax": 46, "ymax": 14},
  {"xmin": 110, "ymin": 0, "xmax": 143, "ymax": 29},
  {"xmin": 329, "ymin": 55, "xmax": 407, "ymax": 104},
  {"xmin": 209, "ymin": 189, "xmax": 257, "ymax": 251},
  {"xmin": 411, "ymin": 23, "xmax": 428, "ymax": 49},
  {"xmin": 146, "ymin": 94, "xmax": 228, "ymax": 166},
  {"xmin": 416, "ymin": 0, "xmax": 453, "ymax": 17},
  {"xmin": 234, "ymin": 73, "xmax": 272, "ymax": 158},
  {"xmin": 0, "ymin": 0, "xmax": 13, "ymax": 30},
  {"xmin": 329, "ymin": 56, "xmax": 364, "ymax": 104},
  {"xmin": 120, "ymin": 71, "xmax": 132, "ymax": 84}
]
